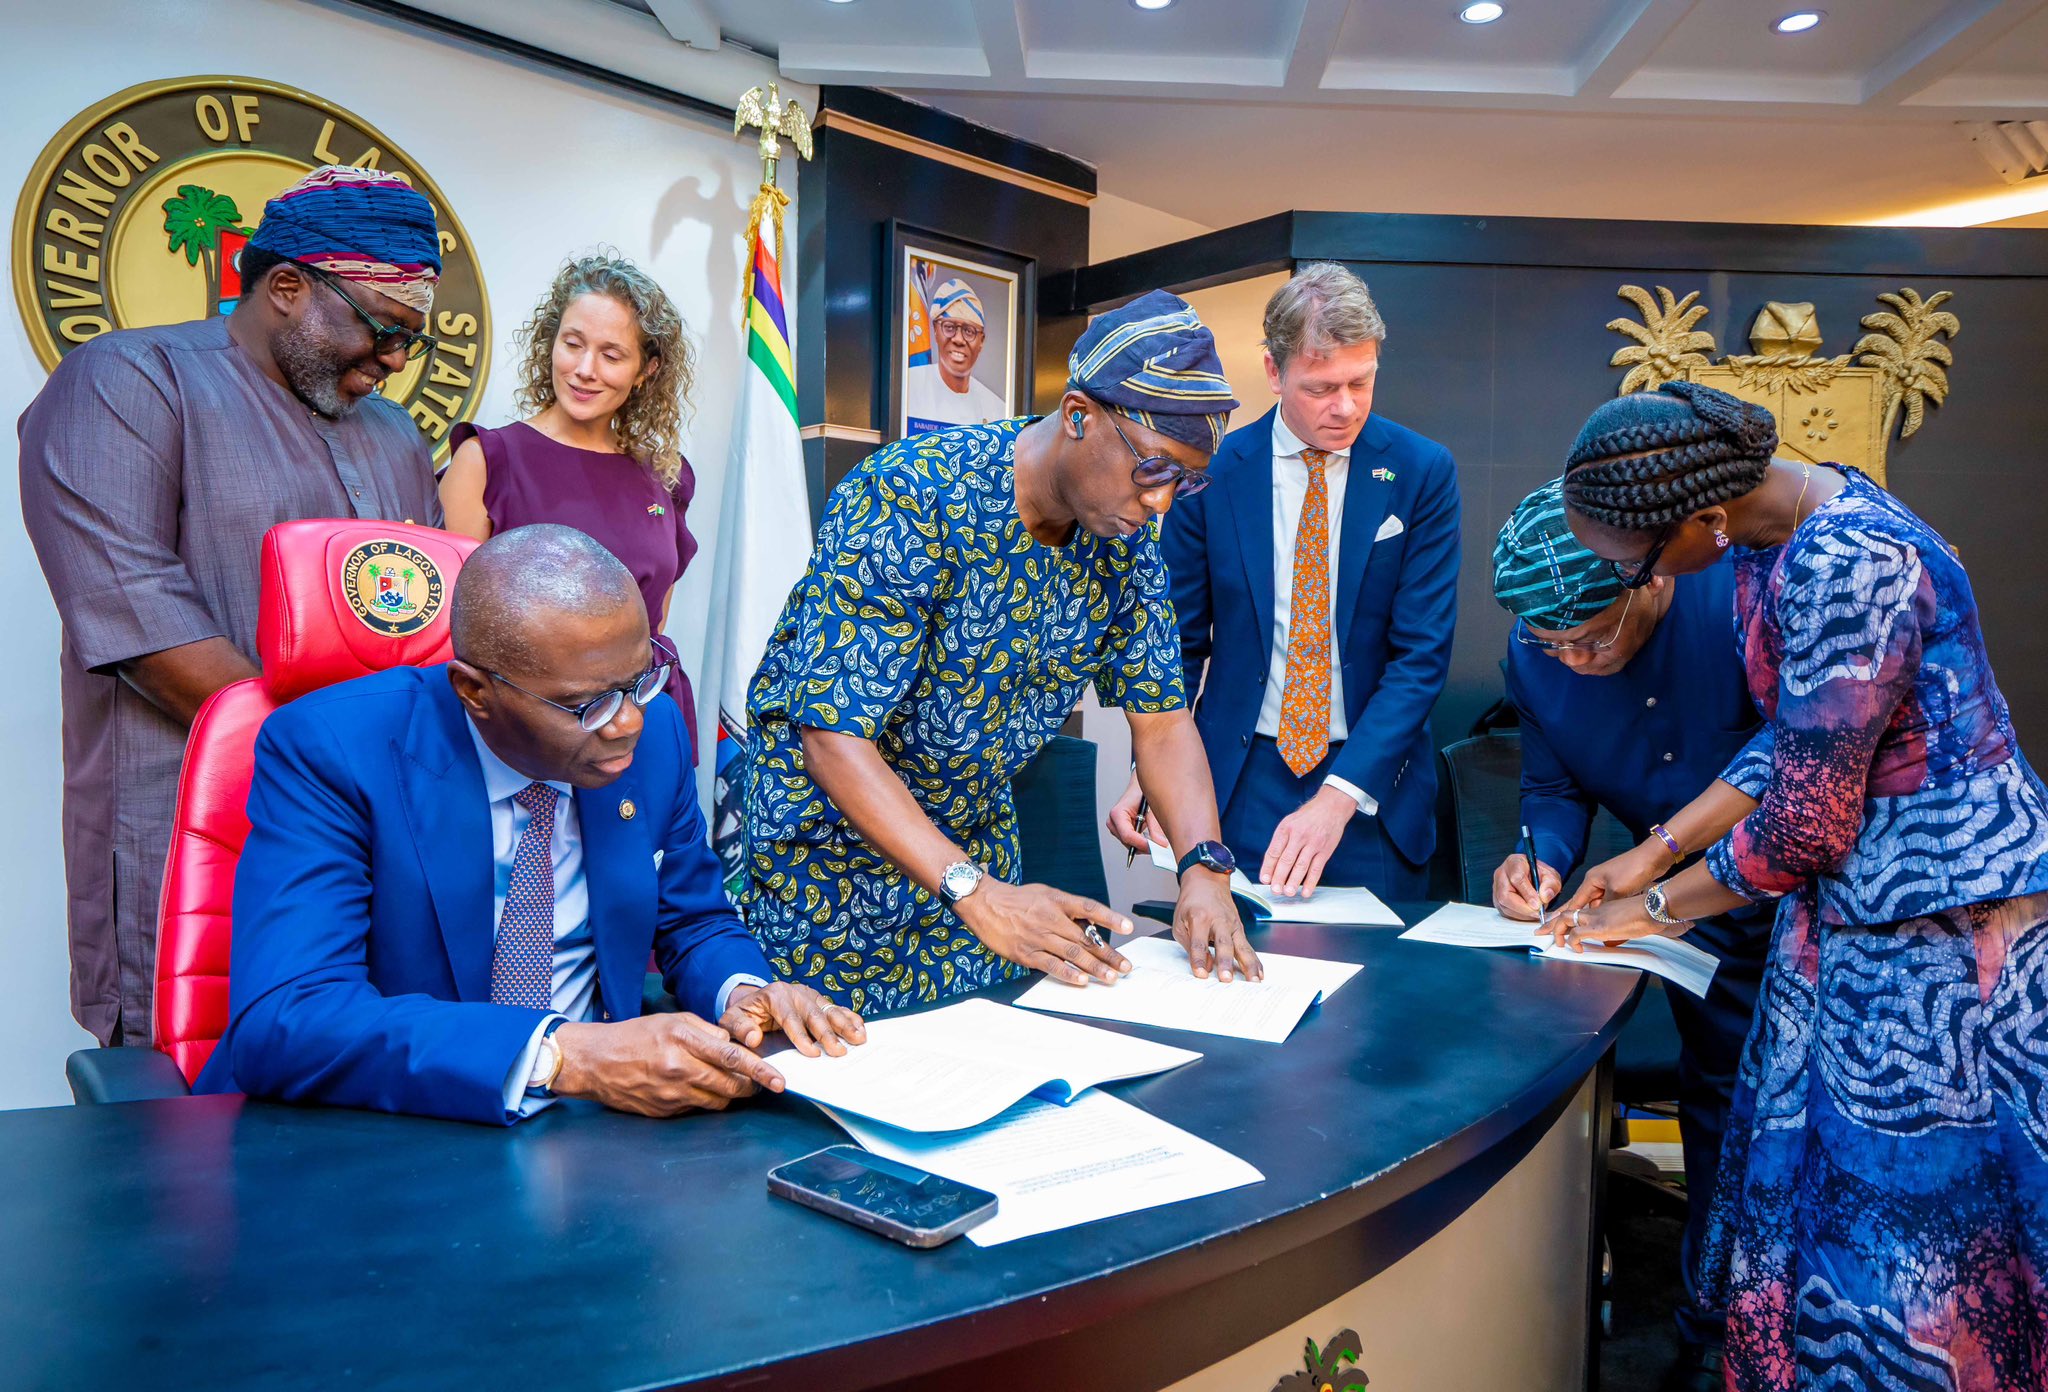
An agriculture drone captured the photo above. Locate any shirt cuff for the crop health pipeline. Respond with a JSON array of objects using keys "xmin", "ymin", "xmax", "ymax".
[
  {"xmin": 1324, "ymin": 775, "xmax": 1378, "ymax": 817},
  {"xmin": 715, "ymin": 974, "xmax": 770, "ymax": 1021},
  {"xmin": 503, "ymin": 1012, "xmax": 566, "ymax": 1120}
]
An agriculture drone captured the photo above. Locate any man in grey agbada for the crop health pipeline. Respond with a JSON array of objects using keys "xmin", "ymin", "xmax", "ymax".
[{"xmin": 18, "ymin": 165, "xmax": 444, "ymax": 1046}]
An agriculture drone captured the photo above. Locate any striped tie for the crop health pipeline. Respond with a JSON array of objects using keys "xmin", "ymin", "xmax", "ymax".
[
  {"xmin": 1277, "ymin": 448, "xmax": 1333, "ymax": 778},
  {"xmin": 489, "ymin": 782, "xmax": 559, "ymax": 1010}
]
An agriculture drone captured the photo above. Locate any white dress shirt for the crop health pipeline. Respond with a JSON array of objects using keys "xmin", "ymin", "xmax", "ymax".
[
  {"xmin": 466, "ymin": 720, "xmax": 760, "ymax": 1117},
  {"xmin": 1255, "ymin": 412, "xmax": 1377, "ymax": 816}
]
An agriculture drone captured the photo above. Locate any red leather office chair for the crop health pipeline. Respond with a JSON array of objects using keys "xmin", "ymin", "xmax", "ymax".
[{"xmin": 66, "ymin": 519, "xmax": 479, "ymax": 1103}]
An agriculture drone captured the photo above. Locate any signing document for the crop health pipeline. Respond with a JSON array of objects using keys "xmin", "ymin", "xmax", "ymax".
[
  {"xmin": 827, "ymin": 1089, "xmax": 1264, "ymax": 1246},
  {"xmin": 772, "ymin": 998, "xmax": 1200, "ymax": 1132},
  {"xmin": 1401, "ymin": 902, "xmax": 1719, "ymax": 999},
  {"xmin": 1015, "ymin": 934, "xmax": 1361, "ymax": 1043},
  {"xmin": 1145, "ymin": 837, "xmax": 1401, "ymax": 926}
]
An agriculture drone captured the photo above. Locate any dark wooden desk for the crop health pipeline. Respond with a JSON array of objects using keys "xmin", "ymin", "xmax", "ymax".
[{"xmin": 0, "ymin": 915, "xmax": 1639, "ymax": 1391}]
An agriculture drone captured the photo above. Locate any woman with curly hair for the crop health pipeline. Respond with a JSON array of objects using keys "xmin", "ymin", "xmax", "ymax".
[
  {"xmin": 1553, "ymin": 381, "xmax": 2048, "ymax": 1391},
  {"xmin": 441, "ymin": 253, "xmax": 704, "ymax": 756}
]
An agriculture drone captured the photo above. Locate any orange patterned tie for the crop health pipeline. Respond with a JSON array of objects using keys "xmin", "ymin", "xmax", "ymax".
[{"xmin": 1277, "ymin": 448, "xmax": 1333, "ymax": 777}]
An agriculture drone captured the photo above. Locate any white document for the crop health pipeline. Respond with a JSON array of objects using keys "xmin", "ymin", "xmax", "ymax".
[
  {"xmin": 825, "ymin": 1088, "xmax": 1264, "ymax": 1246},
  {"xmin": 1138, "ymin": 836, "xmax": 1402, "ymax": 927},
  {"xmin": 1013, "ymin": 935, "xmax": 1360, "ymax": 1043},
  {"xmin": 1401, "ymin": 902, "xmax": 1720, "ymax": 999},
  {"xmin": 771, "ymin": 997, "xmax": 1200, "ymax": 1133}
]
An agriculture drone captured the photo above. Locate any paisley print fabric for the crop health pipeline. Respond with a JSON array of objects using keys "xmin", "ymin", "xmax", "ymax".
[
  {"xmin": 1694, "ymin": 469, "xmax": 2048, "ymax": 1389},
  {"xmin": 740, "ymin": 419, "xmax": 1185, "ymax": 1011}
]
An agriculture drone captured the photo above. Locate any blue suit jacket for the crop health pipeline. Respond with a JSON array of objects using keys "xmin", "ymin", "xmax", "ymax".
[
  {"xmin": 1161, "ymin": 407, "xmax": 1460, "ymax": 863},
  {"xmin": 194, "ymin": 665, "xmax": 771, "ymax": 1125}
]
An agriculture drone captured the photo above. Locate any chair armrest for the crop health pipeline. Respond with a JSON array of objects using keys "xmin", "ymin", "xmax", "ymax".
[{"xmin": 66, "ymin": 1047, "xmax": 192, "ymax": 1104}]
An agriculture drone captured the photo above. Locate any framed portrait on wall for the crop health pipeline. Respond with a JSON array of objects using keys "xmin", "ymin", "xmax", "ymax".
[{"xmin": 887, "ymin": 222, "xmax": 1036, "ymax": 441}]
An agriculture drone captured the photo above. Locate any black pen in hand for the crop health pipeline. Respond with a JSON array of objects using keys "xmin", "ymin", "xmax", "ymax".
[
  {"xmin": 1125, "ymin": 794, "xmax": 1151, "ymax": 867},
  {"xmin": 1519, "ymin": 823, "xmax": 1548, "ymax": 933}
]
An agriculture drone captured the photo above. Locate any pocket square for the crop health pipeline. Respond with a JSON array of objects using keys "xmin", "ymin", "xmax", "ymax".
[
  {"xmin": 1375, "ymin": 514, "xmax": 1405, "ymax": 543},
  {"xmin": 653, "ymin": 849, "xmax": 665, "ymax": 869}
]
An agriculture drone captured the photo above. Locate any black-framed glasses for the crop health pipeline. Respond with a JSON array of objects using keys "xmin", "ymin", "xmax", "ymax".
[
  {"xmin": 1611, "ymin": 524, "xmax": 1674, "ymax": 590},
  {"xmin": 934, "ymin": 319, "xmax": 985, "ymax": 344},
  {"xmin": 1514, "ymin": 585, "xmax": 1635, "ymax": 653},
  {"xmin": 302, "ymin": 263, "xmax": 438, "ymax": 361},
  {"xmin": 486, "ymin": 661, "xmax": 671, "ymax": 732},
  {"xmin": 1109, "ymin": 415, "xmax": 1211, "ymax": 498}
]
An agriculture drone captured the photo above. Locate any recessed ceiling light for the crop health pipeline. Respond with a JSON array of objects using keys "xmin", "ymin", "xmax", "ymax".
[
  {"xmin": 1459, "ymin": 2, "xmax": 1505, "ymax": 23},
  {"xmin": 1131, "ymin": 0, "xmax": 1176, "ymax": 10},
  {"xmin": 1772, "ymin": 10, "xmax": 1823, "ymax": 33}
]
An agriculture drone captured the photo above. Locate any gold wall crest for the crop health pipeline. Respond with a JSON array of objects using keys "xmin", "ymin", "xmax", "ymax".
[{"xmin": 1604, "ymin": 284, "xmax": 1960, "ymax": 485}]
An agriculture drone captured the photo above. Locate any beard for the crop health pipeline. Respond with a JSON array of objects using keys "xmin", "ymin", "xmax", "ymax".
[{"xmin": 271, "ymin": 313, "xmax": 370, "ymax": 418}]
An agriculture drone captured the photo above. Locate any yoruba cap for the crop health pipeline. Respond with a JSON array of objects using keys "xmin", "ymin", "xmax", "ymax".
[
  {"xmin": 929, "ymin": 278, "xmax": 985, "ymax": 327},
  {"xmin": 1066, "ymin": 289, "xmax": 1238, "ymax": 454},
  {"xmin": 1492, "ymin": 478, "xmax": 1622, "ymax": 629},
  {"xmin": 247, "ymin": 165, "xmax": 442, "ymax": 313}
]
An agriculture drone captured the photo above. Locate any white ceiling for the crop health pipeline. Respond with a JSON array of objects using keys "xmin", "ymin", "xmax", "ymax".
[{"xmin": 599, "ymin": 0, "xmax": 2048, "ymax": 230}]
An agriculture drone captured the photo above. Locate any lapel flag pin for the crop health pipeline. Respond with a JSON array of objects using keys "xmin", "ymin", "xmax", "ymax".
[
  {"xmin": 1372, "ymin": 466, "xmax": 1396, "ymax": 482},
  {"xmin": 646, "ymin": 503, "xmax": 666, "ymax": 516},
  {"xmin": 619, "ymin": 798, "xmax": 637, "ymax": 820}
]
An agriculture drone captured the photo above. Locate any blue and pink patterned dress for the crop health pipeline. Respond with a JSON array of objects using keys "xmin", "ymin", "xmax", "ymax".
[{"xmin": 1699, "ymin": 467, "xmax": 2048, "ymax": 1390}]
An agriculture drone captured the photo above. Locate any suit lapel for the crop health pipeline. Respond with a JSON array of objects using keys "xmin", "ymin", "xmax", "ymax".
[
  {"xmin": 1225, "ymin": 411, "xmax": 1277, "ymax": 665},
  {"xmin": 397, "ymin": 673, "xmax": 497, "ymax": 1002},
  {"xmin": 577, "ymin": 771, "xmax": 654, "ymax": 1023},
  {"xmin": 1336, "ymin": 416, "xmax": 1395, "ymax": 632}
]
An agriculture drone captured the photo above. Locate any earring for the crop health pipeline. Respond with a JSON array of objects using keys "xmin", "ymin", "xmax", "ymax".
[{"xmin": 1714, "ymin": 530, "xmax": 1729, "ymax": 549}]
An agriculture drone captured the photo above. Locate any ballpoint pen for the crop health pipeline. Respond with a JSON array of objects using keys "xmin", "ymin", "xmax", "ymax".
[
  {"xmin": 1125, "ymin": 794, "xmax": 1151, "ymax": 867},
  {"xmin": 1519, "ymin": 823, "xmax": 1548, "ymax": 934}
]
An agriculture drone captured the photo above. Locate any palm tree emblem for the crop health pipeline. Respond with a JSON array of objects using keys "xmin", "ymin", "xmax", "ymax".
[{"xmin": 161, "ymin": 186, "xmax": 250, "ymax": 317}]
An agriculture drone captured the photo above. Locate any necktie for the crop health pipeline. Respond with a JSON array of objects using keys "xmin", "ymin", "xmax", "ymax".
[
  {"xmin": 1277, "ymin": 448, "xmax": 1333, "ymax": 778},
  {"xmin": 489, "ymin": 782, "xmax": 559, "ymax": 1010}
]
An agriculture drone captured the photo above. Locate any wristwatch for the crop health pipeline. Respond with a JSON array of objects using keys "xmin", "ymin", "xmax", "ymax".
[
  {"xmin": 939, "ymin": 860, "xmax": 987, "ymax": 905},
  {"xmin": 1175, "ymin": 841, "xmax": 1238, "ymax": 878},
  {"xmin": 526, "ymin": 1017, "xmax": 568, "ymax": 1097},
  {"xmin": 1643, "ymin": 882, "xmax": 1690, "ymax": 928}
]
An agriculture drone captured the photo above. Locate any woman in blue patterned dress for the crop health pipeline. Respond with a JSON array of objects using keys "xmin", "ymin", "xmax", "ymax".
[
  {"xmin": 740, "ymin": 292, "xmax": 1261, "ymax": 1012},
  {"xmin": 1555, "ymin": 381, "xmax": 2048, "ymax": 1390}
]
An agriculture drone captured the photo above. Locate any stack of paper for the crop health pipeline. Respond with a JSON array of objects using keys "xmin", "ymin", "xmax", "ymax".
[
  {"xmin": 1014, "ymin": 934, "xmax": 1362, "ymax": 1043},
  {"xmin": 1400, "ymin": 902, "xmax": 1720, "ymax": 999},
  {"xmin": 771, "ymin": 997, "xmax": 1200, "ymax": 1131},
  {"xmin": 1144, "ymin": 837, "xmax": 1403, "ymax": 926},
  {"xmin": 825, "ymin": 1089, "xmax": 1264, "ymax": 1246}
]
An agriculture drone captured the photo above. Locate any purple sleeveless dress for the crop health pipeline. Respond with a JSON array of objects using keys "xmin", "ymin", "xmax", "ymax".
[{"xmin": 450, "ymin": 420, "xmax": 699, "ymax": 760}]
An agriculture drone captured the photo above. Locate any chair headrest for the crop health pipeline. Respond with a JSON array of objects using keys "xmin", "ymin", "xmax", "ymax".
[{"xmin": 257, "ymin": 519, "xmax": 480, "ymax": 704}]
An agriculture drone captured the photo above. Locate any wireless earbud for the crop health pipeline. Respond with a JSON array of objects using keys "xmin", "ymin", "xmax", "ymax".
[{"xmin": 1070, "ymin": 410, "xmax": 1085, "ymax": 435}]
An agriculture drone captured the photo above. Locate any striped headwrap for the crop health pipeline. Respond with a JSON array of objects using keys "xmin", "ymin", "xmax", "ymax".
[
  {"xmin": 247, "ymin": 166, "xmax": 442, "ymax": 312},
  {"xmin": 1067, "ymin": 289, "xmax": 1238, "ymax": 454},
  {"xmin": 1492, "ymin": 477, "xmax": 1623, "ymax": 629},
  {"xmin": 929, "ymin": 278, "xmax": 985, "ymax": 326}
]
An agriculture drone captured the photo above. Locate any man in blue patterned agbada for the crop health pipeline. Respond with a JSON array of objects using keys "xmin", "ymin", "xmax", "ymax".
[{"xmin": 740, "ymin": 291, "xmax": 1261, "ymax": 1012}]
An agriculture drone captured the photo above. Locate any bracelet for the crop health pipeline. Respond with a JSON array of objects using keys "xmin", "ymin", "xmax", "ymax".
[{"xmin": 1648, "ymin": 823, "xmax": 1683, "ymax": 861}]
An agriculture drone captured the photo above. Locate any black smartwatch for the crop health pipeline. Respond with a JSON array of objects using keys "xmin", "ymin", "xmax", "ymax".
[{"xmin": 1175, "ymin": 841, "xmax": 1238, "ymax": 878}]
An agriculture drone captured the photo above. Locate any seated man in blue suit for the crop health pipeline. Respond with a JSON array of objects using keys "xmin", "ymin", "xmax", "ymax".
[
  {"xmin": 1112, "ymin": 263, "xmax": 1459, "ymax": 901},
  {"xmin": 1489, "ymin": 481, "xmax": 1768, "ymax": 1387},
  {"xmin": 197, "ymin": 524, "xmax": 864, "ymax": 1124}
]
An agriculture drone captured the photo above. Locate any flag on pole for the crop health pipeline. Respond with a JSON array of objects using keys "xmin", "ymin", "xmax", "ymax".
[{"xmin": 705, "ymin": 192, "xmax": 812, "ymax": 897}]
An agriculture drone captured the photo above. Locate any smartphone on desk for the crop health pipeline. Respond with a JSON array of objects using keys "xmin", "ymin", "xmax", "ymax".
[{"xmin": 767, "ymin": 1146, "xmax": 997, "ymax": 1248}]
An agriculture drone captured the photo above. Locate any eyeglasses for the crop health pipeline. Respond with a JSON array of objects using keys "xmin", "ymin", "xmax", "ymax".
[
  {"xmin": 1514, "ymin": 586, "xmax": 1635, "ymax": 653},
  {"xmin": 1109, "ymin": 414, "xmax": 1211, "ymax": 498},
  {"xmin": 303, "ymin": 263, "xmax": 438, "ymax": 361},
  {"xmin": 1610, "ymin": 524, "xmax": 1674, "ymax": 590},
  {"xmin": 485, "ymin": 660, "xmax": 671, "ymax": 732},
  {"xmin": 934, "ymin": 319, "xmax": 985, "ymax": 344}
]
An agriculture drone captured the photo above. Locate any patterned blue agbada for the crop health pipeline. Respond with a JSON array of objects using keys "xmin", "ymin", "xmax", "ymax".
[
  {"xmin": 739, "ymin": 419, "xmax": 1185, "ymax": 1010},
  {"xmin": 1698, "ymin": 468, "xmax": 2048, "ymax": 1391}
]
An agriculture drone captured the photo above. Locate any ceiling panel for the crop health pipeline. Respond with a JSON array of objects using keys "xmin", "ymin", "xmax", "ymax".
[
  {"xmin": 701, "ymin": 0, "xmax": 983, "ymax": 54},
  {"xmin": 1951, "ymin": 5, "xmax": 2048, "ymax": 74},
  {"xmin": 1638, "ymin": 0, "xmax": 1948, "ymax": 79},
  {"xmin": 1014, "ymin": 0, "xmax": 1300, "ymax": 62},
  {"xmin": 1329, "ymin": 0, "xmax": 1621, "ymax": 69}
]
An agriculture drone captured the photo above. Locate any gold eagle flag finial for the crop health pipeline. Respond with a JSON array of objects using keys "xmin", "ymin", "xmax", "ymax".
[{"xmin": 733, "ymin": 83, "xmax": 813, "ymax": 290}]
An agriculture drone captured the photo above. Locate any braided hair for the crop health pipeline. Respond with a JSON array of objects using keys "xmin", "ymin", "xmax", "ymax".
[{"xmin": 1560, "ymin": 381, "xmax": 1777, "ymax": 533}]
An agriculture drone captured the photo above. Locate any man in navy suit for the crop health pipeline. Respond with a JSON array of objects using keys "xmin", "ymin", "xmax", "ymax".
[
  {"xmin": 1113, "ymin": 264, "xmax": 1459, "ymax": 901},
  {"xmin": 197, "ymin": 525, "xmax": 864, "ymax": 1124}
]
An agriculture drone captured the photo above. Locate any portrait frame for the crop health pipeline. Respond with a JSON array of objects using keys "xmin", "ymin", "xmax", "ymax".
[{"xmin": 885, "ymin": 221, "xmax": 1036, "ymax": 443}]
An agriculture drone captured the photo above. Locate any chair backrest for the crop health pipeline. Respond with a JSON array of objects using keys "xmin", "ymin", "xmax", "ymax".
[
  {"xmin": 153, "ymin": 520, "xmax": 478, "ymax": 1083},
  {"xmin": 1439, "ymin": 731, "xmax": 1636, "ymax": 906},
  {"xmin": 1011, "ymin": 735, "xmax": 1110, "ymax": 906}
]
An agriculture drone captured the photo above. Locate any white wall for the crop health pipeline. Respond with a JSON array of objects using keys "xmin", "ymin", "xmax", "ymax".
[{"xmin": 0, "ymin": 0, "xmax": 799, "ymax": 1107}]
